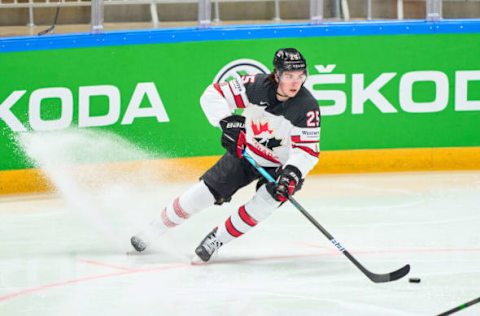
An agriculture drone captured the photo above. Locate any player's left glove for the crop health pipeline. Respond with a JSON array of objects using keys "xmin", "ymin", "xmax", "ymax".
[
  {"xmin": 267, "ymin": 165, "xmax": 303, "ymax": 202},
  {"xmin": 219, "ymin": 114, "xmax": 246, "ymax": 158}
]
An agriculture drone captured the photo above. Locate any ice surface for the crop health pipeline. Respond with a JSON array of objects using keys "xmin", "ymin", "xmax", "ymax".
[{"xmin": 1, "ymin": 171, "xmax": 480, "ymax": 315}]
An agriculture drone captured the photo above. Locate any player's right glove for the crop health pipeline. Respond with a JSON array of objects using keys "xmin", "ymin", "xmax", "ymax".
[
  {"xmin": 219, "ymin": 114, "xmax": 246, "ymax": 158},
  {"xmin": 266, "ymin": 165, "xmax": 303, "ymax": 202}
]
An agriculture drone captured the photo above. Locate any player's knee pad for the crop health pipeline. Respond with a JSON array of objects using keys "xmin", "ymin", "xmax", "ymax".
[
  {"xmin": 179, "ymin": 180, "xmax": 216, "ymax": 214},
  {"xmin": 202, "ymin": 181, "xmax": 232, "ymax": 205},
  {"xmin": 246, "ymin": 184, "xmax": 282, "ymax": 221}
]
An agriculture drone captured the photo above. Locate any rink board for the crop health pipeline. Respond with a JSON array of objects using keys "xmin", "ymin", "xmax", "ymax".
[
  {"xmin": 1, "ymin": 147, "xmax": 480, "ymax": 194},
  {"xmin": 1, "ymin": 20, "xmax": 480, "ymax": 193}
]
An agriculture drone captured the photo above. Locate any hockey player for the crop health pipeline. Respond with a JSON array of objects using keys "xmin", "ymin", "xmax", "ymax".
[{"xmin": 131, "ymin": 48, "xmax": 320, "ymax": 262}]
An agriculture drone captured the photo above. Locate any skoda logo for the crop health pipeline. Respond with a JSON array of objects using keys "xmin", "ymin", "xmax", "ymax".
[{"xmin": 213, "ymin": 59, "xmax": 270, "ymax": 83}]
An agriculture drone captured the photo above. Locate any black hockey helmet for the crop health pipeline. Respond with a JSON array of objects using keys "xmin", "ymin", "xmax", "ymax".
[{"xmin": 273, "ymin": 48, "xmax": 307, "ymax": 73}]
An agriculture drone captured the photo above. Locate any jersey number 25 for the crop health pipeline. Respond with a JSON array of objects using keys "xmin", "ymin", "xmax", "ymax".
[{"xmin": 306, "ymin": 110, "xmax": 320, "ymax": 127}]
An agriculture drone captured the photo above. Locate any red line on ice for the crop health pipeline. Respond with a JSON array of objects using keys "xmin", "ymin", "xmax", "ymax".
[
  {"xmin": 0, "ymin": 263, "xmax": 187, "ymax": 303},
  {"xmin": 4, "ymin": 246, "xmax": 479, "ymax": 303}
]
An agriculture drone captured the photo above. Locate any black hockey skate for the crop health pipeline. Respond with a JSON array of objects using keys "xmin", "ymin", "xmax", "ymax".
[
  {"xmin": 194, "ymin": 227, "xmax": 223, "ymax": 262},
  {"xmin": 130, "ymin": 235, "xmax": 148, "ymax": 252}
]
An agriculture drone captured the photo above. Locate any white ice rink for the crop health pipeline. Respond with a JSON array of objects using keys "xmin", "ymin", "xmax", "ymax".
[{"xmin": 1, "ymin": 171, "xmax": 479, "ymax": 316}]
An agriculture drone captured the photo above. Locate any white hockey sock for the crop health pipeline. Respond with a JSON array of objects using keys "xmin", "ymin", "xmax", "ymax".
[
  {"xmin": 216, "ymin": 184, "xmax": 281, "ymax": 245},
  {"xmin": 151, "ymin": 180, "xmax": 215, "ymax": 233}
]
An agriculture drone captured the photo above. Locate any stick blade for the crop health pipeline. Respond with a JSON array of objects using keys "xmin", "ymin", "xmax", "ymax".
[{"xmin": 367, "ymin": 264, "xmax": 410, "ymax": 283}]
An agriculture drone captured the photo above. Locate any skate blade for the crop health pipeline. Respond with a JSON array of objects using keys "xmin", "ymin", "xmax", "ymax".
[
  {"xmin": 190, "ymin": 255, "xmax": 207, "ymax": 266},
  {"xmin": 126, "ymin": 250, "xmax": 149, "ymax": 256}
]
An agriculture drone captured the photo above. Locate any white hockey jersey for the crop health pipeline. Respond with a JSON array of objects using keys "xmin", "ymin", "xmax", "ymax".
[{"xmin": 200, "ymin": 74, "xmax": 320, "ymax": 178}]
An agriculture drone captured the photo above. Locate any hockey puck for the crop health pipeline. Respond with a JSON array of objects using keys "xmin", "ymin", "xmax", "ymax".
[{"xmin": 409, "ymin": 277, "xmax": 421, "ymax": 283}]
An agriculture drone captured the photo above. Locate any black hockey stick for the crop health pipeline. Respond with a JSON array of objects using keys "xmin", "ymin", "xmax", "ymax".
[
  {"xmin": 38, "ymin": 6, "xmax": 60, "ymax": 36},
  {"xmin": 243, "ymin": 150, "xmax": 410, "ymax": 283},
  {"xmin": 437, "ymin": 297, "xmax": 480, "ymax": 316}
]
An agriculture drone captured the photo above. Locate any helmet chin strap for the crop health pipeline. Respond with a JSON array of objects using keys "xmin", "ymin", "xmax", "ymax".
[{"xmin": 276, "ymin": 90, "xmax": 289, "ymax": 98}]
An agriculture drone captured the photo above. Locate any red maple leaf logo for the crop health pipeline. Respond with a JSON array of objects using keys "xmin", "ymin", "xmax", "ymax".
[{"xmin": 251, "ymin": 121, "xmax": 273, "ymax": 136}]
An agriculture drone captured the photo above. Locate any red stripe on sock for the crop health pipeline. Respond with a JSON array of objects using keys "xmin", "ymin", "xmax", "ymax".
[
  {"xmin": 225, "ymin": 217, "xmax": 243, "ymax": 237},
  {"xmin": 173, "ymin": 197, "xmax": 189, "ymax": 219},
  {"xmin": 238, "ymin": 205, "xmax": 257, "ymax": 227},
  {"xmin": 161, "ymin": 208, "xmax": 177, "ymax": 228}
]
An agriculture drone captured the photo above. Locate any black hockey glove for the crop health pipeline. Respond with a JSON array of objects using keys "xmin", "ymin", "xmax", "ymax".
[
  {"xmin": 219, "ymin": 115, "xmax": 246, "ymax": 158},
  {"xmin": 266, "ymin": 165, "xmax": 303, "ymax": 202}
]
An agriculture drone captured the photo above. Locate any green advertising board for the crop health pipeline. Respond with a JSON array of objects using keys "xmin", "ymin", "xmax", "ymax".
[{"xmin": 1, "ymin": 22, "xmax": 480, "ymax": 172}]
